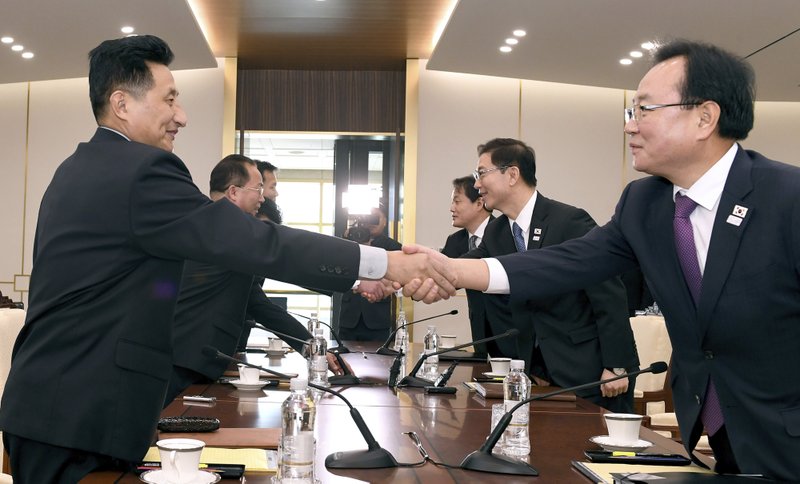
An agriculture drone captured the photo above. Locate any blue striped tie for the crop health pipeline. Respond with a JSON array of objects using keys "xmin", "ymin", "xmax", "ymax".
[{"xmin": 512, "ymin": 222, "xmax": 526, "ymax": 252}]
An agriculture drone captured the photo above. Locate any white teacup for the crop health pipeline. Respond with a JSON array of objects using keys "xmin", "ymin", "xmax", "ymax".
[
  {"xmin": 238, "ymin": 363, "xmax": 260, "ymax": 384},
  {"xmin": 156, "ymin": 438, "xmax": 205, "ymax": 484},
  {"xmin": 440, "ymin": 334, "xmax": 457, "ymax": 348},
  {"xmin": 268, "ymin": 337, "xmax": 283, "ymax": 351},
  {"xmin": 604, "ymin": 413, "xmax": 643, "ymax": 444},
  {"xmin": 488, "ymin": 357, "xmax": 512, "ymax": 375}
]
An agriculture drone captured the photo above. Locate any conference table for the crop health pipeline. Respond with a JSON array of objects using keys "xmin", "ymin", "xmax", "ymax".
[{"xmin": 84, "ymin": 342, "xmax": 701, "ymax": 483}]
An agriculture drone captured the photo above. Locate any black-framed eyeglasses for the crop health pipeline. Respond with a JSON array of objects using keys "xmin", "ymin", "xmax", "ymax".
[
  {"xmin": 234, "ymin": 185, "xmax": 264, "ymax": 196},
  {"xmin": 624, "ymin": 102, "xmax": 702, "ymax": 123},
  {"xmin": 472, "ymin": 165, "xmax": 509, "ymax": 181}
]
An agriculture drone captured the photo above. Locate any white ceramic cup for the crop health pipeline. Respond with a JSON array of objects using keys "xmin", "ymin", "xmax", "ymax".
[
  {"xmin": 156, "ymin": 438, "xmax": 205, "ymax": 484},
  {"xmin": 604, "ymin": 413, "xmax": 643, "ymax": 444},
  {"xmin": 268, "ymin": 338, "xmax": 283, "ymax": 351},
  {"xmin": 488, "ymin": 357, "xmax": 512, "ymax": 375},
  {"xmin": 238, "ymin": 363, "xmax": 261, "ymax": 384},
  {"xmin": 440, "ymin": 334, "xmax": 457, "ymax": 348}
]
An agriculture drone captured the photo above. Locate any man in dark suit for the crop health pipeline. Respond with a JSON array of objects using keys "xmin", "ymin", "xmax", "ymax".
[
  {"xmin": 166, "ymin": 155, "xmax": 345, "ymax": 404},
  {"xmin": 408, "ymin": 40, "xmax": 798, "ymax": 479},
  {"xmin": 441, "ymin": 175, "xmax": 493, "ymax": 355},
  {"xmin": 0, "ymin": 35, "xmax": 451, "ymax": 483},
  {"xmin": 467, "ymin": 139, "xmax": 638, "ymax": 411}
]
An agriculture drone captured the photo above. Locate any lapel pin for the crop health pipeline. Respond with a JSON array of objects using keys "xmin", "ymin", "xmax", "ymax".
[
  {"xmin": 533, "ymin": 227, "xmax": 542, "ymax": 235},
  {"xmin": 732, "ymin": 205, "xmax": 748, "ymax": 218},
  {"xmin": 532, "ymin": 236, "xmax": 540, "ymax": 241}
]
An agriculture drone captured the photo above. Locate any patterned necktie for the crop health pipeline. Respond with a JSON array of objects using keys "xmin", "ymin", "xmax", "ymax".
[
  {"xmin": 468, "ymin": 235, "xmax": 478, "ymax": 251},
  {"xmin": 673, "ymin": 193, "xmax": 724, "ymax": 436},
  {"xmin": 512, "ymin": 222, "xmax": 526, "ymax": 252}
]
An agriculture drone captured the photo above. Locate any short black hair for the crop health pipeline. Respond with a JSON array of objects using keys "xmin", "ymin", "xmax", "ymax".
[
  {"xmin": 256, "ymin": 160, "xmax": 278, "ymax": 175},
  {"xmin": 257, "ymin": 197, "xmax": 283, "ymax": 224},
  {"xmin": 210, "ymin": 154, "xmax": 257, "ymax": 194},
  {"xmin": 88, "ymin": 35, "xmax": 174, "ymax": 121},
  {"xmin": 653, "ymin": 39, "xmax": 755, "ymax": 140},
  {"xmin": 452, "ymin": 175, "xmax": 491, "ymax": 213},
  {"xmin": 477, "ymin": 138, "xmax": 537, "ymax": 187}
]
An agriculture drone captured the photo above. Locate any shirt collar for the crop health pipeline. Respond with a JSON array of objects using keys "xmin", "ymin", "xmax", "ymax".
[
  {"xmin": 99, "ymin": 126, "xmax": 131, "ymax": 141},
  {"xmin": 673, "ymin": 143, "xmax": 738, "ymax": 211},
  {"xmin": 509, "ymin": 190, "xmax": 538, "ymax": 233},
  {"xmin": 470, "ymin": 215, "xmax": 491, "ymax": 239}
]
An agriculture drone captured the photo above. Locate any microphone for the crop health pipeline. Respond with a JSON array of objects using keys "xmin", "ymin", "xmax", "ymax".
[
  {"xmin": 288, "ymin": 311, "xmax": 351, "ymax": 353},
  {"xmin": 398, "ymin": 329, "xmax": 520, "ymax": 388},
  {"xmin": 202, "ymin": 346, "xmax": 398, "ymax": 469},
  {"xmin": 460, "ymin": 361, "xmax": 669, "ymax": 476},
  {"xmin": 433, "ymin": 360, "xmax": 459, "ymax": 387},
  {"xmin": 387, "ymin": 354, "xmax": 403, "ymax": 388},
  {"xmin": 376, "ymin": 309, "xmax": 459, "ymax": 356},
  {"xmin": 248, "ymin": 321, "xmax": 360, "ymax": 386}
]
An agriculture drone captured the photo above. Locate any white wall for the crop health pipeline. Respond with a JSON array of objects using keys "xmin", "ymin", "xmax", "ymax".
[
  {"xmin": 0, "ymin": 61, "xmax": 226, "ymax": 306},
  {"xmin": 410, "ymin": 61, "xmax": 800, "ymax": 344}
]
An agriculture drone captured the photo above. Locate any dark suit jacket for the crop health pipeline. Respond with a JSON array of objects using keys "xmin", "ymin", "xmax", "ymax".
[
  {"xmin": 497, "ymin": 148, "xmax": 800, "ymax": 480},
  {"xmin": 171, "ymin": 261, "xmax": 312, "ymax": 383},
  {"xmin": 0, "ymin": 128, "xmax": 360, "ymax": 462},
  {"xmin": 442, "ymin": 222, "xmax": 492, "ymax": 354},
  {"xmin": 467, "ymin": 195, "xmax": 638, "ymax": 406},
  {"xmin": 338, "ymin": 235, "xmax": 401, "ymax": 333}
]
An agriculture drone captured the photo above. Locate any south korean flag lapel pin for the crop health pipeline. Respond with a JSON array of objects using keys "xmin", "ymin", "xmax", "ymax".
[{"xmin": 726, "ymin": 204, "xmax": 749, "ymax": 227}]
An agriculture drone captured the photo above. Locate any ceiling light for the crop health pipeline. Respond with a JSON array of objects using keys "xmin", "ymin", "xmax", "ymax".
[
  {"xmin": 21, "ymin": 52, "xmax": 34, "ymax": 59},
  {"xmin": 1, "ymin": 37, "xmax": 13, "ymax": 44},
  {"xmin": 121, "ymin": 26, "xmax": 135, "ymax": 34},
  {"xmin": 641, "ymin": 42, "xmax": 656, "ymax": 50},
  {"xmin": 11, "ymin": 44, "xmax": 23, "ymax": 51},
  {"xmin": 500, "ymin": 46, "xmax": 512, "ymax": 53},
  {"xmin": 619, "ymin": 58, "xmax": 633, "ymax": 65},
  {"xmin": 505, "ymin": 38, "xmax": 519, "ymax": 45},
  {"xmin": 630, "ymin": 51, "xmax": 643, "ymax": 58},
  {"xmin": 513, "ymin": 29, "xmax": 526, "ymax": 37}
]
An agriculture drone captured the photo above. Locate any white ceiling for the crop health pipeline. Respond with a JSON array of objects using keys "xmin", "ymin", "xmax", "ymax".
[
  {"xmin": 2, "ymin": 0, "xmax": 799, "ymax": 101},
  {"xmin": 429, "ymin": 0, "xmax": 800, "ymax": 101}
]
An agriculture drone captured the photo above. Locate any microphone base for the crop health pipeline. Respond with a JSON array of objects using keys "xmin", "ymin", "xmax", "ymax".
[
  {"xmin": 329, "ymin": 374, "xmax": 360, "ymax": 385},
  {"xmin": 396, "ymin": 375, "xmax": 434, "ymax": 388},
  {"xmin": 375, "ymin": 346, "xmax": 402, "ymax": 356},
  {"xmin": 325, "ymin": 447, "xmax": 399, "ymax": 469},
  {"xmin": 460, "ymin": 450, "xmax": 539, "ymax": 476}
]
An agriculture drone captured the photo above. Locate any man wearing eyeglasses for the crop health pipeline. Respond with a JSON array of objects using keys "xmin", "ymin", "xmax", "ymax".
[
  {"xmin": 465, "ymin": 138, "xmax": 639, "ymax": 412},
  {"xmin": 405, "ymin": 39, "xmax": 800, "ymax": 480}
]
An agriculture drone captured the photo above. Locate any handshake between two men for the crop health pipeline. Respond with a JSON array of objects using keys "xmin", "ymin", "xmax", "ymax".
[{"xmin": 354, "ymin": 245, "xmax": 490, "ymax": 304}]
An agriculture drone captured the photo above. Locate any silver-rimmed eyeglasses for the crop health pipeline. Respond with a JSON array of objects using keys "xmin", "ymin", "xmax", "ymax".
[
  {"xmin": 624, "ymin": 102, "xmax": 702, "ymax": 123},
  {"xmin": 472, "ymin": 166, "xmax": 509, "ymax": 181},
  {"xmin": 235, "ymin": 185, "xmax": 264, "ymax": 196}
]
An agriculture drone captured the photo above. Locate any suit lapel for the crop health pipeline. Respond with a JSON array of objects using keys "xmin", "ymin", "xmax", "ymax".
[
  {"xmin": 697, "ymin": 147, "xmax": 754, "ymax": 328},
  {"xmin": 495, "ymin": 216, "xmax": 517, "ymax": 255}
]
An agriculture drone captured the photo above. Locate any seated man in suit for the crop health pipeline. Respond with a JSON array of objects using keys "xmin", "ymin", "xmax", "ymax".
[
  {"xmin": 466, "ymin": 138, "xmax": 639, "ymax": 412},
  {"xmin": 167, "ymin": 154, "xmax": 347, "ymax": 404},
  {"xmin": 441, "ymin": 175, "xmax": 493, "ymax": 355}
]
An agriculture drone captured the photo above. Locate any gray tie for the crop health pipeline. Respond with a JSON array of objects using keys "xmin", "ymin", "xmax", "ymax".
[{"xmin": 468, "ymin": 235, "xmax": 478, "ymax": 251}]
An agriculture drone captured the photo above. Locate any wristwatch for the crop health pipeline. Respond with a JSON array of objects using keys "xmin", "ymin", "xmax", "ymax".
[{"xmin": 608, "ymin": 367, "xmax": 626, "ymax": 376}]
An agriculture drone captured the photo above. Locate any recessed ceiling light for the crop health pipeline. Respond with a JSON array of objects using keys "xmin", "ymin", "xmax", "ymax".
[
  {"xmin": 500, "ymin": 46, "xmax": 512, "ymax": 53},
  {"xmin": 121, "ymin": 26, "xmax": 135, "ymax": 34},
  {"xmin": 641, "ymin": 42, "xmax": 656, "ymax": 50},
  {"xmin": 1, "ymin": 37, "xmax": 13, "ymax": 44},
  {"xmin": 21, "ymin": 52, "xmax": 34, "ymax": 59},
  {"xmin": 513, "ymin": 29, "xmax": 526, "ymax": 37},
  {"xmin": 619, "ymin": 58, "xmax": 633, "ymax": 65},
  {"xmin": 630, "ymin": 51, "xmax": 643, "ymax": 58},
  {"xmin": 11, "ymin": 44, "xmax": 23, "ymax": 51},
  {"xmin": 506, "ymin": 38, "xmax": 518, "ymax": 45}
]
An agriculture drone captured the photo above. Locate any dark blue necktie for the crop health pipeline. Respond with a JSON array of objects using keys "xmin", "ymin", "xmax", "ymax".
[{"xmin": 512, "ymin": 222, "xmax": 526, "ymax": 252}]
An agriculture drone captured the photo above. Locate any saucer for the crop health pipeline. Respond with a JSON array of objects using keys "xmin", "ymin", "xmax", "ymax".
[
  {"xmin": 589, "ymin": 435, "xmax": 653, "ymax": 452},
  {"xmin": 482, "ymin": 371, "xmax": 508, "ymax": 378},
  {"xmin": 230, "ymin": 379, "xmax": 270, "ymax": 391},
  {"xmin": 140, "ymin": 469, "xmax": 221, "ymax": 483}
]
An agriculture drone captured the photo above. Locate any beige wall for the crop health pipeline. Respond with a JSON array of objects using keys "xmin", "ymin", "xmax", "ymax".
[
  {"xmin": 410, "ymin": 60, "xmax": 800, "ymax": 344},
  {"xmin": 0, "ymin": 60, "xmax": 227, "ymax": 306}
]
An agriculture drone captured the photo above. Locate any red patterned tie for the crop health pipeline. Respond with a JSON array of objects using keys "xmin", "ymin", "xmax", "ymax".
[{"xmin": 674, "ymin": 193, "xmax": 724, "ymax": 436}]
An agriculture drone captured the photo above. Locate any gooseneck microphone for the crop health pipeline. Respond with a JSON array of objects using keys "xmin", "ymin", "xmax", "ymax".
[
  {"xmin": 397, "ymin": 329, "xmax": 520, "ymax": 388},
  {"xmin": 248, "ymin": 321, "xmax": 360, "ymax": 386},
  {"xmin": 460, "ymin": 361, "xmax": 669, "ymax": 476},
  {"xmin": 376, "ymin": 309, "xmax": 459, "ymax": 356},
  {"xmin": 202, "ymin": 346, "xmax": 398, "ymax": 469},
  {"xmin": 288, "ymin": 311, "xmax": 351, "ymax": 353}
]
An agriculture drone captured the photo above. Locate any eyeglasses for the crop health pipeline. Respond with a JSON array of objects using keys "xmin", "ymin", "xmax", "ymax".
[
  {"xmin": 234, "ymin": 185, "xmax": 264, "ymax": 196},
  {"xmin": 624, "ymin": 102, "xmax": 702, "ymax": 123},
  {"xmin": 472, "ymin": 165, "xmax": 509, "ymax": 180}
]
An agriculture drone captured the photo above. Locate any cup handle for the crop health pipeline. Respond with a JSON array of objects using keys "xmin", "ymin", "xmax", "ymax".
[{"xmin": 169, "ymin": 450, "xmax": 180, "ymax": 480}]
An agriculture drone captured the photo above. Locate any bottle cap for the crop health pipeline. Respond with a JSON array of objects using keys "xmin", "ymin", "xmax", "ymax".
[
  {"xmin": 290, "ymin": 378, "xmax": 308, "ymax": 391},
  {"xmin": 310, "ymin": 312, "xmax": 318, "ymax": 318},
  {"xmin": 510, "ymin": 360, "xmax": 525, "ymax": 370},
  {"xmin": 314, "ymin": 328, "xmax": 323, "ymax": 336},
  {"xmin": 427, "ymin": 325, "xmax": 435, "ymax": 330}
]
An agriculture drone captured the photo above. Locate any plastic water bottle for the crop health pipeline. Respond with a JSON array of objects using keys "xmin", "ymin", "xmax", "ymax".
[
  {"xmin": 307, "ymin": 312, "xmax": 319, "ymax": 336},
  {"xmin": 276, "ymin": 378, "xmax": 316, "ymax": 483},
  {"xmin": 308, "ymin": 328, "xmax": 329, "ymax": 388},
  {"xmin": 393, "ymin": 309, "xmax": 409, "ymax": 353},
  {"xmin": 422, "ymin": 325, "xmax": 441, "ymax": 378},
  {"xmin": 502, "ymin": 359, "xmax": 531, "ymax": 457}
]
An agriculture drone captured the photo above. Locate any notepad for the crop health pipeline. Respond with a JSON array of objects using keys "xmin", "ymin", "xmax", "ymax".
[
  {"xmin": 144, "ymin": 446, "xmax": 276, "ymax": 472},
  {"xmin": 571, "ymin": 461, "xmax": 712, "ymax": 484}
]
